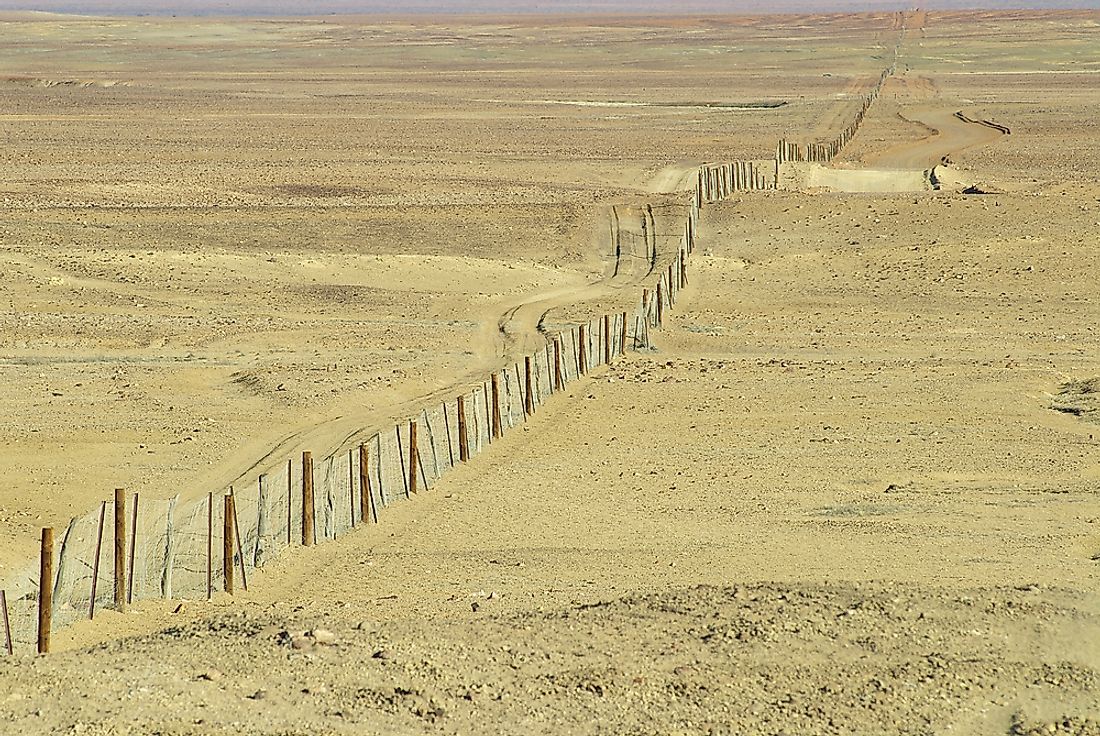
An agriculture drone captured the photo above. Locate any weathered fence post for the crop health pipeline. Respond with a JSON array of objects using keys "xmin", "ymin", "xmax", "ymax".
[
  {"xmin": 603, "ymin": 314, "xmax": 611, "ymax": 365},
  {"xmin": 491, "ymin": 373, "xmax": 502, "ymax": 439},
  {"xmin": 1, "ymin": 589, "xmax": 11, "ymax": 655},
  {"xmin": 348, "ymin": 449, "xmax": 356, "ymax": 529},
  {"xmin": 285, "ymin": 458, "xmax": 292, "ymax": 546},
  {"xmin": 37, "ymin": 527, "xmax": 53, "ymax": 654},
  {"xmin": 578, "ymin": 324, "xmax": 588, "ymax": 374},
  {"xmin": 302, "ymin": 451, "xmax": 314, "ymax": 547},
  {"xmin": 89, "ymin": 500, "xmax": 106, "ymax": 620},
  {"xmin": 524, "ymin": 357, "xmax": 535, "ymax": 416},
  {"xmin": 206, "ymin": 491, "xmax": 213, "ymax": 600},
  {"xmin": 127, "ymin": 492, "xmax": 138, "ymax": 605},
  {"xmin": 408, "ymin": 420, "xmax": 419, "ymax": 494},
  {"xmin": 223, "ymin": 494, "xmax": 234, "ymax": 594},
  {"xmin": 359, "ymin": 443, "xmax": 375, "ymax": 524},
  {"xmin": 656, "ymin": 281, "xmax": 665, "ymax": 326},
  {"xmin": 620, "ymin": 311, "xmax": 627, "ymax": 356},
  {"xmin": 230, "ymin": 487, "xmax": 248, "ymax": 591},
  {"xmin": 113, "ymin": 488, "xmax": 126, "ymax": 612},
  {"xmin": 457, "ymin": 395, "xmax": 469, "ymax": 462}
]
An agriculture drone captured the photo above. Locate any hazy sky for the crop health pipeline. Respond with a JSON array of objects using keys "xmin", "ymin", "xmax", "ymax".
[{"xmin": 1, "ymin": 0, "xmax": 1097, "ymax": 14}]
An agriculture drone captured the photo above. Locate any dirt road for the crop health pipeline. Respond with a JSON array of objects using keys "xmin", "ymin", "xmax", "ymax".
[{"xmin": 866, "ymin": 106, "xmax": 1007, "ymax": 169}]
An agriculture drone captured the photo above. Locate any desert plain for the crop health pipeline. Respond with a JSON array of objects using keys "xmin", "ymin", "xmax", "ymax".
[{"xmin": 0, "ymin": 7, "xmax": 1099, "ymax": 735}]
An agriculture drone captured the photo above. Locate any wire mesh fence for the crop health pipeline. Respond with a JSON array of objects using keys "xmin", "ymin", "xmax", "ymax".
[{"xmin": 2, "ymin": 165, "xmax": 714, "ymax": 656}]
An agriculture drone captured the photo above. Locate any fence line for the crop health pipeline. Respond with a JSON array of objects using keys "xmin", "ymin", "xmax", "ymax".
[
  {"xmin": 1, "ymin": 166, "xmax": 718, "ymax": 654},
  {"xmin": 3, "ymin": 50, "xmax": 892, "ymax": 649},
  {"xmin": 775, "ymin": 22, "xmax": 905, "ymax": 169}
]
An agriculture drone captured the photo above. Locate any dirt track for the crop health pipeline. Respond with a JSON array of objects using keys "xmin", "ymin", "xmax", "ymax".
[
  {"xmin": 868, "ymin": 104, "xmax": 1008, "ymax": 169},
  {"xmin": 2, "ymin": 9, "xmax": 1100, "ymax": 735}
]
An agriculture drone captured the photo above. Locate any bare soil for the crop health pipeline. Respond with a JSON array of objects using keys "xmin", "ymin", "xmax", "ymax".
[{"xmin": 1, "ymin": 9, "xmax": 1099, "ymax": 736}]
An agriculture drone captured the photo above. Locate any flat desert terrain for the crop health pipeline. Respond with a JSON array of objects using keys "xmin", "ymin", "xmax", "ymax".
[{"xmin": 1, "ymin": 9, "xmax": 1099, "ymax": 735}]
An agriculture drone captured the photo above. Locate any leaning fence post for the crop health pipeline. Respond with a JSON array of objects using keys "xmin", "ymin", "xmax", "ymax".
[
  {"xmin": 229, "ymin": 487, "xmax": 248, "ymax": 592},
  {"xmin": 443, "ymin": 401, "xmax": 455, "ymax": 465},
  {"xmin": 302, "ymin": 451, "xmax": 315, "ymax": 547},
  {"xmin": 408, "ymin": 420, "xmax": 419, "ymax": 494},
  {"xmin": 397, "ymin": 424, "xmax": 410, "ymax": 498},
  {"xmin": 491, "ymin": 373, "xmax": 503, "ymax": 439},
  {"xmin": 359, "ymin": 443, "xmax": 376, "ymax": 524},
  {"xmin": 457, "ymin": 395, "xmax": 469, "ymax": 462},
  {"xmin": 223, "ymin": 494, "xmax": 234, "ymax": 594},
  {"xmin": 1, "ymin": 589, "xmax": 11, "ymax": 656},
  {"xmin": 553, "ymin": 338, "xmax": 563, "ymax": 391},
  {"xmin": 37, "ymin": 527, "xmax": 53, "ymax": 655},
  {"xmin": 113, "ymin": 488, "xmax": 126, "ymax": 612},
  {"xmin": 127, "ymin": 492, "xmax": 138, "ymax": 605},
  {"xmin": 89, "ymin": 500, "xmax": 106, "ymax": 620}
]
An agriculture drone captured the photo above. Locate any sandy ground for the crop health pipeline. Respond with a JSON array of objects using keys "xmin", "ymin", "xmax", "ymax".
[
  {"xmin": 0, "ymin": 11, "xmax": 902, "ymax": 572},
  {"xmin": 2, "ymin": 8, "xmax": 1100, "ymax": 735}
]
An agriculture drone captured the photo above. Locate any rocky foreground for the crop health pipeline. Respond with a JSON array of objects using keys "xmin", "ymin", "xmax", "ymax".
[{"xmin": 1, "ymin": 583, "xmax": 1097, "ymax": 735}]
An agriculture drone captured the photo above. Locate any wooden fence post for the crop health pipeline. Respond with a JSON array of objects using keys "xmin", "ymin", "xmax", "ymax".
[
  {"xmin": 359, "ymin": 443, "xmax": 375, "ymax": 524},
  {"xmin": 553, "ymin": 338, "xmax": 563, "ymax": 391},
  {"xmin": 491, "ymin": 373, "xmax": 502, "ymax": 439},
  {"xmin": 656, "ymin": 281, "xmax": 664, "ymax": 326},
  {"xmin": 408, "ymin": 420, "xmax": 419, "ymax": 494},
  {"xmin": 230, "ymin": 487, "xmax": 248, "ymax": 591},
  {"xmin": 348, "ymin": 449, "xmax": 356, "ymax": 529},
  {"xmin": 302, "ymin": 451, "xmax": 314, "ymax": 547},
  {"xmin": 127, "ymin": 492, "xmax": 138, "ymax": 605},
  {"xmin": 113, "ymin": 488, "xmax": 126, "ymax": 612},
  {"xmin": 620, "ymin": 311, "xmax": 628, "ymax": 356},
  {"xmin": 223, "ymin": 494, "xmax": 234, "ymax": 594},
  {"xmin": 37, "ymin": 527, "xmax": 53, "ymax": 654},
  {"xmin": 1, "ymin": 589, "xmax": 11, "ymax": 656},
  {"xmin": 524, "ymin": 357, "xmax": 534, "ymax": 416},
  {"xmin": 483, "ymin": 382, "xmax": 492, "ymax": 441},
  {"xmin": 603, "ymin": 314, "xmax": 611, "ymax": 365},
  {"xmin": 397, "ymin": 425, "xmax": 409, "ymax": 499},
  {"xmin": 89, "ymin": 500, "xmax": 106, "ymax": 620},
  {"xmin": 443, "ymin": 402, "xmax": 455, "ymax": 466},
  {"xmin": 578, "ymin": 324, "xmax": 588, "ymax": 374},
  {"xmin": 285, "ymin": 458, "xmax": 292, "ymax": 546},
  {"xmin": 206, "ymin": 491, "xmax": 213, "ymax": 600},
  {"xmin": 457, "ymin": 395, "xmax": 469, "ymax": 462}
]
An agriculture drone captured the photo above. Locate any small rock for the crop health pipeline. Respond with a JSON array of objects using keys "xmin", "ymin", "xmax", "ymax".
[
  {"xmin": 198, "ymin": 670, "xmax": 223, "ymax": 682},
  {"xmin": 290, "ymin": 635, "xmax": 314, "ymax": 651},
  {"xmin": 311, "ymin": 628, "xmax": 337, "ymax": 645}
]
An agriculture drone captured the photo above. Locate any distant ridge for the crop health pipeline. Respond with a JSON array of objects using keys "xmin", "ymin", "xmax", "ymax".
[{"xmin": 2, "ymin": 0, "xmax": 1099, "ymax": 17}]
